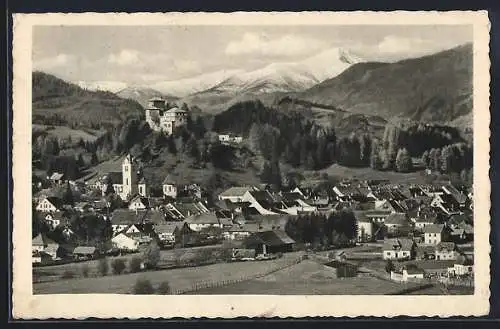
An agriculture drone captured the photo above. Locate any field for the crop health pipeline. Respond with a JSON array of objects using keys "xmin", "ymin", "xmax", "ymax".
[
  {"xmin": 32, "ymin": 124, "xmax": 106, "ymax": 142},
  {"xmin": 309, "ymin": 164, "xmax": 428, "ymax": 184},
  {"xmin": 33, "ymin": 244, "xmax": 223, "ymax": 283},
  {"xmin": 188, "ymin": 259, "xmax": 424, "ymax": 295},
  {"xmin": 33, "ymin": 252, "xmax": 302, "ymax": 294}
]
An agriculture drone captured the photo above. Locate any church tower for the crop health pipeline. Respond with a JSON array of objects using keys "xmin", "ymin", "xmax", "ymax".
[{"xmin": 122, "ymin": 154, "xmax": 138, "ymax": 200}]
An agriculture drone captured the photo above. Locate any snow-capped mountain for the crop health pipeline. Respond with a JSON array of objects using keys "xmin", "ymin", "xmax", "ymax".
[
  {"xmin": 116, "ymin": 86, "xmax": 178, "ymax": 108},
  {"xmin": 75, "ymin": 80, "xmax": 128, "ymax": 93},
  {"xmin": 195, "ymin": 47, "xmax": 364, "ymax": 95},
  {"xmin": 151, "ymin": 69, "xmax": 245, "ymax": 97}
]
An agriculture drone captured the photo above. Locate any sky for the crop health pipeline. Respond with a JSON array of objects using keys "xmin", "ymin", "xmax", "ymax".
[{"xmin": 32, "ymin": 25, "xmax": 473, "ymax": 85}]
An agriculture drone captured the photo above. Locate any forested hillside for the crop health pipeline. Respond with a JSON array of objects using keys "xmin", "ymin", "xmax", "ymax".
[{"xmin": 33, "ymin": 72, "xmax": 144, "ymax": 129}]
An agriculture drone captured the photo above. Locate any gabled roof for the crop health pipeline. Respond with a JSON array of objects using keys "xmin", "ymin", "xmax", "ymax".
[
  {"xmin": 162, "ymin": 175, "xmax": 176, "ymax": 185},
  {"xmin": 44, "ymin": 196, "xmax": 65, "ymax": 209},
  {"xmin": 185, "ymin": 212, "xmax": 220, "ymax": 225},
  {"xmin": 383, "ymin": 238, "xmax": 415, "ymax": 251},
  {"xmin": 244, "ymin": 230, "xmax": 295, "ymax": 247},
  {"xmin": 423, "ymin": 224, "xmax": 445, "ymax": 234},
  {"xmin": 130, "ymin": 195, "xmax": 150, "ymax": 207},
  {"xmin": 104, "ymin": 171, "xmax": 123, "ymax": 184},
  {"xmin": 219, "ymin": 187, "xmax": 251, "ymax": 197},
  {"xmin": 50, "ymin": 172, "xmax": 64, "ymax": 180},
  {"xmin": 385, "ymin": 213, "xmax": 408, "ymax": 226},
  {"xmin": 155, "ymin": 221, "xmax": 185, "ymax": 234},
  {"xmin": 110, "ymin": 209, "xmax": 165, "ymax": 225},
  {"xmin": 436, "ymin": 242, "xmax": 456, "ymax": 252},
  {"xmin": 73, "ymin": 246, "xmax": 97, "ymax": 254},
  {"xmin": 353, "ymin": 211, "xmax": 371, "ymax": 223}
]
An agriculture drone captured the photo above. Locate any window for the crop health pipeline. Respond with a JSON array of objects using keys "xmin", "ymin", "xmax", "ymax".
[
  {"xmin": 126, "ymin": 178, "xmax": 128, "ymax": 185},
  {"xmin": 125, "ymin": 166, "xmax": 128, "ymax": 172}
]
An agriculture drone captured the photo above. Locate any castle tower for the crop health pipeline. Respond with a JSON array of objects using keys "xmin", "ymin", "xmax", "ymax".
[{"xmin": 122, "ymin": 154, "xmax": 138, "ymax": 200}]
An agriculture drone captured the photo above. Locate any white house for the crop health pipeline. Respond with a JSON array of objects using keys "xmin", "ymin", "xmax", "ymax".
[
  {"xmin": 383, "ymin": 238, "xmax": 416, "ymax": 260},
  {"xmin": 145, "ymin": 98, "xmax": 188, "ymax": 134},
  {"xmin": 36, "ymin": 197, "xmax": 64, "ymax": 213},
  {"xmin": 391, "ymin": 267, "xmax": 425, "ymax": 282},
  {"xmin": 111, "ymin": 233, "xmax": 139, "ymax": 252},
  {"xmin": 128, "ymin": 196, "xmax": 150, "ymax": 211},
  {"xmin": 423, "ymin": 224, "xmax": 446, "ymax": 245},
  {"xmin": 218, "ymin": 187, "xmax": 255, "ymax": 202},
  {"xmin": 162, "ymin": 175, "xmax": 178, "ymax": 199},
  {"xmin": 185, "ymin": 212, "xmax": 222, "ymax": 232},
  {"xmin": 354, "ymin": 212, "xmax": 374, "ymax": 242}
]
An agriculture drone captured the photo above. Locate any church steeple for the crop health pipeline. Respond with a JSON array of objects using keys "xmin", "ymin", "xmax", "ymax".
[{"xmin": 122, "ymin": 154, "xmax": 138, "ymax": 200}]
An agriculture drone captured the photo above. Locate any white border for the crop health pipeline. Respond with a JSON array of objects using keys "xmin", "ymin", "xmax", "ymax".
[{"xmin": 12, "ymin": 11, "xmax": 491, "ymax": 318}]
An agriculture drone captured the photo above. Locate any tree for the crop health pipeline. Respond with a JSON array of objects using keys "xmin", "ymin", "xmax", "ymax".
[
  {"xmin": 385, "ymin": 259, "xmax": 395, "ymax": 273},
  {"xmin": 76, "ymin": 153, "xmax": 85, "ymax": 168},
  {"xmin": 433, "ymin": 149, "xmax": 442, "ymax": 173},
  {"xmin": 133, "ymin": 278, "xmax": 155, "ymax": 294},
  {"xmin": 260, "ymin": 161, "xmax": 273, "ymax": 184},
  {"xmin": 62, "ymin": 181, "xmax": 74, "ymax": 205},
  {"xmin": 98, "ymin": 258, "xmax": 109, "ymax": 276},
  {"xmin": 129, "ymin": 256, "xmax": 143, "ymax": 273},
  {"xmin": 157, "ymin": 281, "xmax": 171, "ymax": 294},
  {"xmin": 142, "ymin": 240, "xmax": 160, "ymax": 269},
  {"xmin": 270, "ymin": 159, "xmax": 282, "ymax": 188},
  {"xmin": 421, "ymin": 150, "xmax": 430, "ymax": 168},
  {"xmin": 111, "ymin": 258, "xmax": 126, "ymax": 275},
  {"xmin": 395, "ymin": 148, "xmax": 412, "ymax": 172},
  {"xmin": 90, "ymin": 152, "xmax": 99, "ymax": 166}
]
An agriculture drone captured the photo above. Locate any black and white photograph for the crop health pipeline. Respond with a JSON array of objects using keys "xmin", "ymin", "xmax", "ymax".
[{"xmin": 12, "ymin": 11, "xmax": 491, "ymax": 318}]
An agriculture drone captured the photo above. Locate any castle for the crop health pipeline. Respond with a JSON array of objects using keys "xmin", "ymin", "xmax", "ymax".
[{"xmin": 145, "ymin": 97, "xmax": 188, "ymax": 134}]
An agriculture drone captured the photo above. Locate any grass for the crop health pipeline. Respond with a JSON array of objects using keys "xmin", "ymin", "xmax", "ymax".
[
  {"xmin": 33, "ymin": 252, "xmax": 301, "ymax": 294},
  {"xmin": 310, "ymin": 164, "xmax": 428, "ymax": 184},
  {"xmin": 32, "ymin": 244, "xmax": 222, "ymax": 283},
  {"xmin": 188, "ymin": 260, "xmax": 423, "ymax": 295},
  {"xmin": 32, "ymin": 124, "xmax": 106, "ymax": 142}
]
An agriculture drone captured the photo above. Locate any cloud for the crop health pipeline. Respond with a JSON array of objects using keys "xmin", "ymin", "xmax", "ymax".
[
  {"xmin": 33, "ymin": 53, "xmax": 76, "ymax": 71},
  {"xmin": 376, "ymin": 35, "xmax": 435, "ymax": 54},
  {"xmin": 108, "ymin": 49, "xmax": 141, "ymax": 66},
  {"xmin": 225, "ymin": 32, "xmax": 326, "ymax": 57}
]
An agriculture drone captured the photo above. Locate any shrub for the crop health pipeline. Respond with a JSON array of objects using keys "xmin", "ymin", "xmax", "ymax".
[
  {"xmin": 111, "ymin": 258, "xmax": 126, "ymax": 275},
  {"xmin": 61, "ymin": 270, "xmax": 75, "ymax": 279},
  {"xmin": 385, "ymin": 259, "xmax": 395, "ymax": 273},
  {"xmin": 133, "ymin": 278, "xmax": 154, "ymax": 295},
  {"xmin": 129, "ymin": 256, "xmax": 143, "ymax": 273},
  {"xmin": 81, "ymin": 264, "xmax": 90, "ymax": 278},
  {"xmin": 142, "ymin": 240, "xmax": 160, "ymax": 269},
  {"xmin": 98, "ymin": 258, "xmax": 109, "ymax": 276},
  {"xmin": 156, "ymin": 281, "xmax": 171, "ymax": 295}
]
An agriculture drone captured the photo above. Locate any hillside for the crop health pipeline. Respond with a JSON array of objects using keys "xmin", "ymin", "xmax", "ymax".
[
  {"xmin": 295, "ymin": 44, "xmax": 473, "ymax": 125},
  {"xmin": 32, "ymin": 72, "xmax": 144, "ymax": 128}
]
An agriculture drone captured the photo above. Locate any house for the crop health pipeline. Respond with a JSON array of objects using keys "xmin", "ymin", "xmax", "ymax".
[
  {"xmin": 218, "ymin": 186, "xmax": 255, "ymax": 202},
  {"xmin": 44, "ymin": 212, "xmax": 67, "ymax": 230},
  {"xmin": 243, "ymin": 230, "xmax": 295, "ymax": 255},
  {"xmin": 415, "ymin": 260, "xmax": 456, "ymax": 277},
  {"xmin": 154, "ymin": 222, "xmax": 187, "ymax": 244},
  {"xmin": 435, "ymin": 242, "xmax": 458, "ymax": 260},
  {"xmin": 49, "ymin": 172, "xmax": 65, "ymax": 185},
  {"xmin": 382, "ymin": 238, "xmax": 416, "ymax": 260},
  {"xmin": 442, "ymin": 184, "xmax": 468, "ymax": 208},
  {"xmin": 128, "ymin": 195, "xmax": 150, "ymax": 211},
  {"xmin": 162, "ymin": 175, "xmax": 178, "ymax": 199},
  {"xmin": 241, "ymin": 190, "xmax": 279, "ymax": 215},
  {"xmin": 73, "ymin": 246, "xmax": 99, "ymax": 260},
  {"xmin": 332, "ymin": 185, "xmax": 364, "ymax": 202},
  {"xmin": 410, "ymin": 207, "xmax": 438, "ymax": 231},
  {"xmin": 430, "ymin": 194, "xmax": 461, "ymax": 214},
  {"xmin": 164, "ymin": 201, "xmax": 209, "ymax": 220},
  {"xmin": 145, "ymin": 98, "xmax": 188, "ymax": 134},
  {"xmin": 35, "ymin": 197, "xmax": 65, "ymax": 213},
  {"xmin": 354, "ymin": 211, "xmax": 374, "ymax": 242},
  {"xmin": 448, "ymin": 257, "xmax": 474, "ymax": 276},
  {"xmin": 111, "ymin": 232, "xmax": 139, "ymax": 252},
  {"xmin": 110, "ymin": 209, "xmax": 165, "ymax": 233},
  {"xmin": 391, "ymin": 265, "xmax": 425, "ymax": 282},
  {"xmin": 384, "ymin": 213, "xmax": 411, "ymax": 235},
  {"xmin": 423, "ymin": 224, "xmax": 450, "ymax": 245},
  {"xmin": 32, "ymin": 233, "xmax": 59, "ymax": 262},
  {"xmin": 222, "ymin": 223, "xmax": 260, "ymax": 241},
  {"xmin": 185, "ymin": 212, "xmax": 222, "ymax": 232},
  {"xmin": 364, "ymin": 210, "xmax": 392, "ymax": 223},
  {"xmin": 416, "ymin": 244, "xmax": 437, "ymax": 260}
]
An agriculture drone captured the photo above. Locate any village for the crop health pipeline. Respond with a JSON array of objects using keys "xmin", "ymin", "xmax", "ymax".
[{"xmin": 31, "ymin": 97, "xmax": 475, "ymax": 295}]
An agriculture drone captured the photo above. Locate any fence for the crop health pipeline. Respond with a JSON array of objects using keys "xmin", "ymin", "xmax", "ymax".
[{"xmin": 171, "ymin": 256, "xmax": 304, "ymax": 295}]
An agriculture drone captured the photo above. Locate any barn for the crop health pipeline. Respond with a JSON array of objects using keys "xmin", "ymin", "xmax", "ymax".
[{"xmin": 243, "ymin": 230, "xmax": 295, "ymax": 255}]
